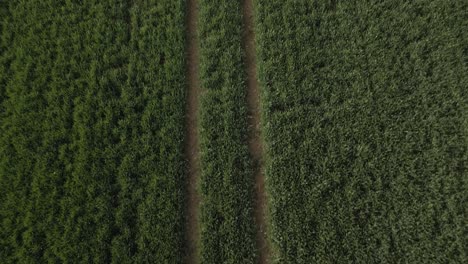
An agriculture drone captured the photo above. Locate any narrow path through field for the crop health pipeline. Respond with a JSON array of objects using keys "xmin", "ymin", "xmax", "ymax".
[
  {"xmin": 185, "ymin": 0, "xmax": 201, "ymax": 263},
  {"xmin": 242, "ymin": 1, "xmax": 271, "ymax": 263}
]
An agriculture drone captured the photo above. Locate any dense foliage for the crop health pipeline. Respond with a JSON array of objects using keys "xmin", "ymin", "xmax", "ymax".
[
  {"xmin": 254, "ymin": 0, "xmax": 467, "ymax": 263},
  {"xmin": 1, "ymin": 0, "xmax": 466, "ymax": 263},
  {"xmin": 197, "ymin": 0, "xmax": 257, "ymax": 263},
  {"xmin": 0, "ymin": 1, "xmax": 187, "ymax": 263}
]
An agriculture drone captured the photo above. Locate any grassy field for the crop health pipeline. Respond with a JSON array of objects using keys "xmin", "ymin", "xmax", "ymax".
[
  {"xmin": 0, "ymin": 0, "xmax": 466, "ymax": 263},
  {"xmin": 254, "ymin": 0, "xmax": 467, "ymax": 263},
  {"xmin": 0, "ymin": 1, "xmax": 187, "ymax": 263},
  {"xmin": 198, "ymin": 0, "xmax": 256, "ymax": 263}
]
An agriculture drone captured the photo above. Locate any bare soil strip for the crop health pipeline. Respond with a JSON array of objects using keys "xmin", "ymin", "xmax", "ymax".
[
  {"xmin": 185, "ymin": 0, "xmax": 201, "ymax": 263},
  {"xmin": 242, "ymin": 0, "xmax": 271, "ymax": 263}
]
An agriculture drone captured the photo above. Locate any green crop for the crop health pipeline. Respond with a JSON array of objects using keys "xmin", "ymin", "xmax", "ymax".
[
  {"xmin": 254, "ymin": 0, "xmax": 467, "ymax": 263},
  {"xmin": 1, "ymin": 0, "xmax": 466, "ymax": 263},
  {"xmin": 0, "ymin": 1, "xmax": 187, "ymax": 263},
  {"xmin": 198, "ymin": 0, "xmax": 257, "ymax": 263}
]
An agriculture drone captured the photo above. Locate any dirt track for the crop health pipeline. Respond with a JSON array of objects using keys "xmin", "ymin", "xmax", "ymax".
[
  {"xmin": 242, "ymin": 0, "xmax": 271, "ymax": 263},
  {"xmin": 185, "ymin": 0, "xmax": 201, "ymax": 263},
  {"xmin": 184, "ymin": 0, "xmax": 269, "ymax": 262}
]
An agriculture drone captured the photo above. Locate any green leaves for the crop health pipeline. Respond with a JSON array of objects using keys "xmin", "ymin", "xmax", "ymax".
[
  {"xmin": 1, "ymin": 1, "xmax": 466, "ymax": 263},
  {"xmin": 197, "ymin": 1, "xmax": 257, "ymax": 263},
  {"xmin": 255, "ymin": 0, "xmax": 468, "ymax": 263},
  {"xmin": 0, "ymin": 1, "xmax": 187, "ymax": 263}
]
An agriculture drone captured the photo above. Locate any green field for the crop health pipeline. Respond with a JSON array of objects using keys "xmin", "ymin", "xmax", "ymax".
[
  {"xmin": 255, "ymin": 0, "xmax": 467, "ymax": 263},
  {"xmin": 198, "ymin": 1, "xmax": 256, "ymax": 263},
  {"xmin": 0, "ymin": 0, "xmax": 466, "ymax": 263},
  {"xmin": 0, "ymin": 1, "xmax": 187, "ymax": 262}
]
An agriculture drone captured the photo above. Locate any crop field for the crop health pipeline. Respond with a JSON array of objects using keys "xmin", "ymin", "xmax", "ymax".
[
  {"xmin": 0, "ymin": 1, "xmax": 187, "ymax": 263},
  {"xmin": 255, "ymin": 0, "xmax": 467, "ymax": 263},
  {"xmin": 197, "ymin": 1, "xmax": 256, "ymax": 263},
  {"xmin": 0, "ymin": 0, "xmax": 466, "ymax": 264}
]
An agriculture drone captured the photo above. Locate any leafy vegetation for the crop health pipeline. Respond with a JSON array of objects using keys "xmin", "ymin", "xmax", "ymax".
[
  {"xmin": 197, "ymin": 0, "xmax": 257, "ymax": 263},
  {"xmin": 254, "ymin": 0, "xmax": 467, "ymax": 263},
  {"xmin": 0, "ymin": 1, "xmax": 187, "ymax": 263},
  {"xmin": 1, "ymin": 0, "xmax": 466, "ymax": 263}
]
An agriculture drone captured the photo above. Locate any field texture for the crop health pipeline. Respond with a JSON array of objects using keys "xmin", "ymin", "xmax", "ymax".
[
  {"xmin": 0, "ymin": 1, "xmax": 187, "ymax": 263},
  {"xmin": 198, "ymin": 0, "xmax": 257, "ymax": 263},
  {"xmin": 1, "ymin": 0, "xmax": 467, "ymax": 263},
  {"xmin": 254, "ymin": 0, "xmax": 467, "ymax": 263}
]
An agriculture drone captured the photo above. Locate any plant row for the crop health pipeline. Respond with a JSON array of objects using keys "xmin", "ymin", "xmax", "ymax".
[{"xmin": 197, "ymin": 0, "xmax": 257, "ymax": 263}]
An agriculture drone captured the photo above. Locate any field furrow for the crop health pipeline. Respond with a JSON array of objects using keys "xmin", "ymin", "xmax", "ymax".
[
  {"xmin": 185, "ymin": 0, "xmax": 202, "ymax": 262},
  {"xmin": 241, "ymin": 0, "xmax": 271, "ymax": 263}
]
